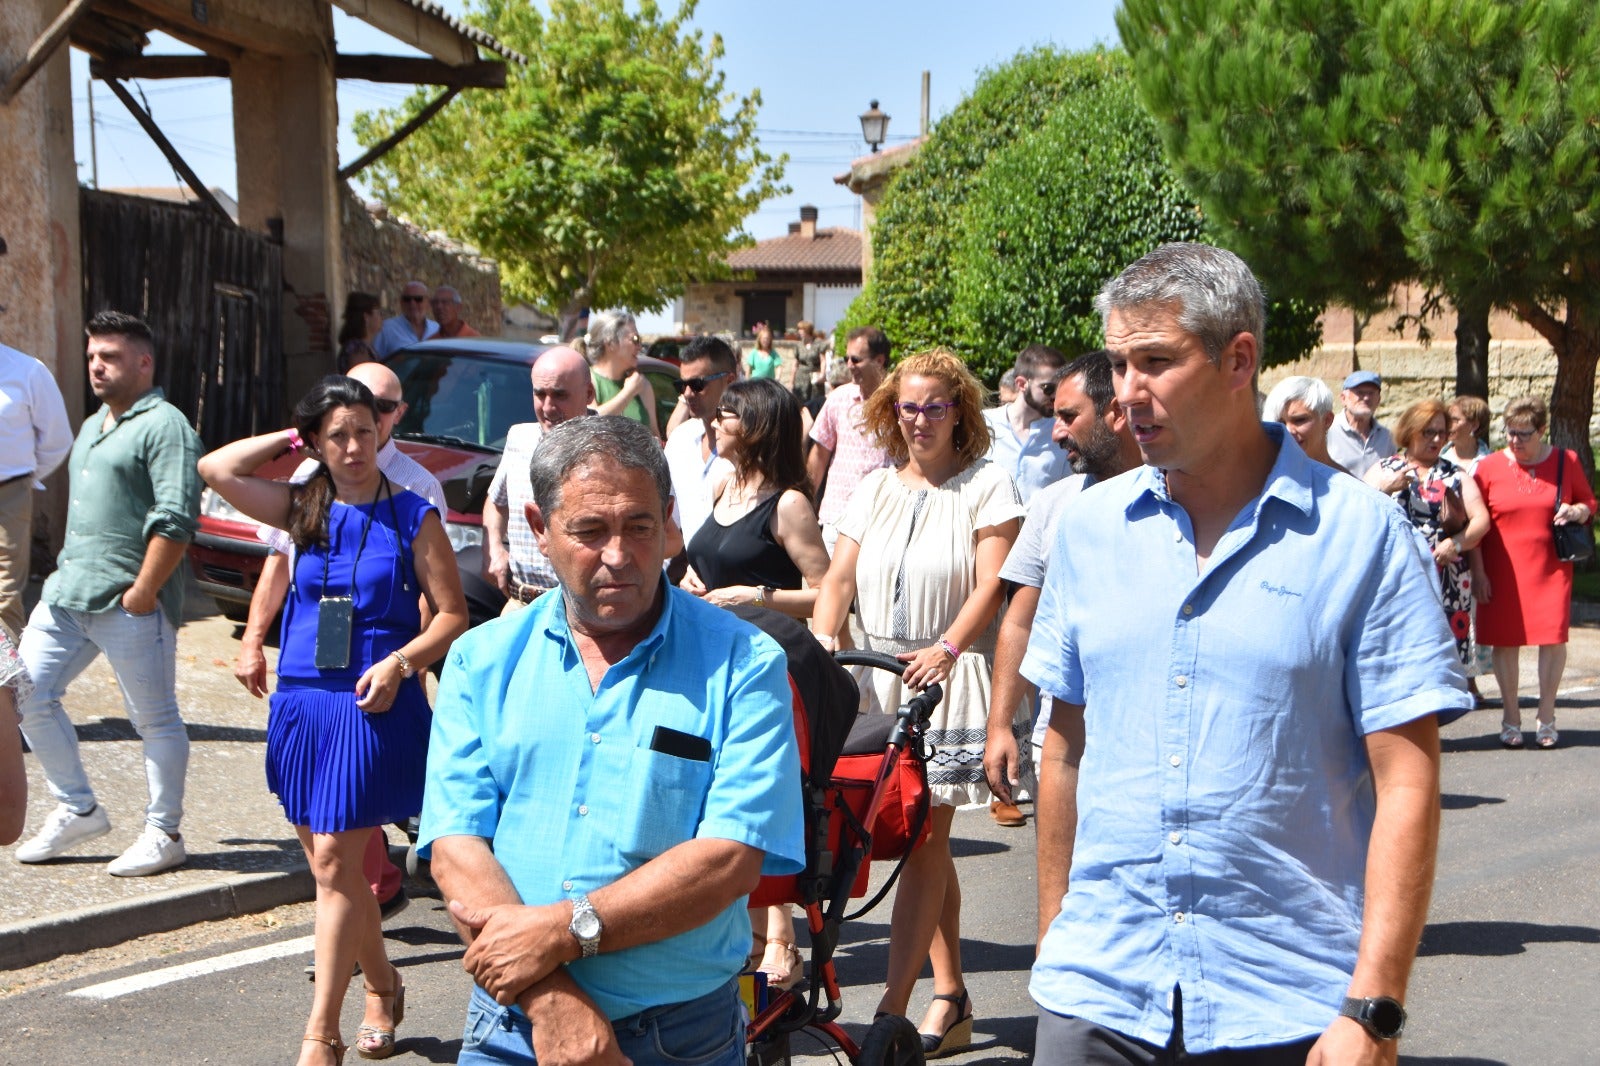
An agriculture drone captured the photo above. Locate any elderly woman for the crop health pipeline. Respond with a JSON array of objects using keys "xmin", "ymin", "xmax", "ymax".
[
  {"xmin": 813, "ymin": 348, "xmax": 1023, "ymax": 1057},
  {"xmin": 1261, "ymin": 375, "xmax": 1341, "ymax": 469},
  {"xmin": 1473, "ymin": 395, "xmax": 1596, "ymax": 748},
  {"xmin": 586, "ymin": 309, "xmax": 660, "ymax": 437},
  {"xmin": 1365, "ymin": 400, "xmax": 1491, "ymax": 673}
]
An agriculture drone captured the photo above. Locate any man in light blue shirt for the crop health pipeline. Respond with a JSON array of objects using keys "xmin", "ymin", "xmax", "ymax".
[
  {"xmin": 1022, "ymin": 244, "xmax": 1468, "ymax": 1065},
  {"xmin": 419, "ymin": 415, "xmax": 804, "ymax": 1065},
  {"xmin": 372, "ymin": 280, "xmax": 438, "ymax": 358},
  {"xmin": 982, "ymin": 343, "xmax": 1072, "ymax": 506}
]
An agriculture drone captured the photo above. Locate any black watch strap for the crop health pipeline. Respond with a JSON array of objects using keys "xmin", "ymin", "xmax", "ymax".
[{"xmin": 1339, "ymin": 996, "xmax": 1406, "ymax": 1040}]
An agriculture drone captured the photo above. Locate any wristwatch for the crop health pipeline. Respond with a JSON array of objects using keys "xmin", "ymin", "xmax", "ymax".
[
  {"xmin": 568, "ymin": 893, "xmax": 603, "ymax": 958},
  {"xmin": 1339, "ymin": 996, "xmax": 1406, "ymax": 1040}
]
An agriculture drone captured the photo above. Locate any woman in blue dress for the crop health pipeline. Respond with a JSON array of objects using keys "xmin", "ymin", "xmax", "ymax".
[{"xmin": 200, "ymin": 376, "xmax": 467, "ymax": 1066}]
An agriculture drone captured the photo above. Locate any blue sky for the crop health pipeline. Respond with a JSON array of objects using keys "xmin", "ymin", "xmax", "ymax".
[{"xmin": 69, "ymin": 1, "xmax": 1122, "ymax": 242}]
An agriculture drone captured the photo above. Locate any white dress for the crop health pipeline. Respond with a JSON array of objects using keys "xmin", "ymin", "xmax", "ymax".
[{"xmin": 836, "ymin": 460, "xmax": 1025, "ymax": 806}]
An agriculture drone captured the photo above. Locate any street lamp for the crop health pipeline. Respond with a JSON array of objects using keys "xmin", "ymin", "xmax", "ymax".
[{"xmin": 859, "ymin": 99, "xmax": 889, "ymax": 153}]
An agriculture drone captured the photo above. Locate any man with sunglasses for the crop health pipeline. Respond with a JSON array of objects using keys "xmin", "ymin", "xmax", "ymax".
[
  {"xmin": 234, "ymin": 360, "xmax": 444, "ymax": 949},
  {"xmin": 373, "ymin": 280, "xmax": 440, "ymax": 358},
  {"xmin": 664, "ymin": 336, "xmax": 738, "ymax": 546},
  {"xmin": 983, "ymin": 344, "xmax": 1072, "ymax": 507}
]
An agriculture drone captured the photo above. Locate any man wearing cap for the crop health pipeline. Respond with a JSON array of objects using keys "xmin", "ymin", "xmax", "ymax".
[{"xmin": 1326, "ymin": 371, "xmax": 1395, "ymax": 478}]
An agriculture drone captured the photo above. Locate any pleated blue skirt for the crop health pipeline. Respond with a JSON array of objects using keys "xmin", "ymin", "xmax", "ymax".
[{"xmin": 266, "ymin": 676, "xmax": 431, "ymax": 833}]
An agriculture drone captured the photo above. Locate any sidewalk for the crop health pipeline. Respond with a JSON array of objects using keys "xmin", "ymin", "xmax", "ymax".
[
  {"xmin": 5, "ymin": 589, "xmax": 1600, "ymax": 973},
  {"xmin": 0, "ymin": 594, "xmax": 321, "ymax": 971}
]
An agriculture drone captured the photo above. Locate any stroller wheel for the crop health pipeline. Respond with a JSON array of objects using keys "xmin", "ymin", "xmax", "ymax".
[{"xmin": 857, "ymin": 1014, "xmax": 925, "ymax": 1066}]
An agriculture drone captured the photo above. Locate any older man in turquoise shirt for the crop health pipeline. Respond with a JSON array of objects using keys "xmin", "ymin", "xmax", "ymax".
[
  {"xmin": 420, "ymin": 415, "xmax": 804, "ymax": 1066},
  {"xmin": 14, "ymin": 311, "xmax": 202, "ymax": 878},
  {"xmin": 1023, "ymin": 244, "xmax": 1468, "ymax": 1066}
]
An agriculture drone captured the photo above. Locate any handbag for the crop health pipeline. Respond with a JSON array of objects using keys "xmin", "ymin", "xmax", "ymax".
[
  {"xmin": 1437, "ymin": 483, "xmax": 1467, "ymax": 537},
  {"xmin": 1552, "ymin": 450, "xmax": 1595, "ymax": 563}
]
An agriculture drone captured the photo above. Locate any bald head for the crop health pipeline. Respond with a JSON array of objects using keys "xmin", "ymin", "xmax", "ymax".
[
  {"xmin": 531, "ymin": 345, "xmax": 595, "ymax": 430},
  {"xmin": 346, "ymin": 361, "xmax": 405, "ymax": 445}
]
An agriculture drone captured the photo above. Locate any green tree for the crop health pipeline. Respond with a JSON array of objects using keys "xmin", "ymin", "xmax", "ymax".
[
  {"xmin": 353, "ymin": 0, "xmax": 785, "ymax": 329},
  {"xmin": 1120, "ymin": 0, "xmax": 1600, "ymax": 466}
]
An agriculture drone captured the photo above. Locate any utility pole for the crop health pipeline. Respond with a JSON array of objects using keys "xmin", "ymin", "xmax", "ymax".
[
  {"xmin": 920, "ymin": 70, "xmax": 930, "ymax": 136},
  {"xmin": 86, "ymin": 72, "xmax": 98, "ymax": 188}
]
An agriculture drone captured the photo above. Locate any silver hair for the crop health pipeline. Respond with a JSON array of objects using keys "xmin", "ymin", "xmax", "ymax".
[
  {"xmin": 433, "ymin": 286, "xmax": 462, "ymax": 303},
  {"xmin": 1261, "ymin": 375, "xmax": 1334, "ymax": 422},
  {"xmin": 529, "ymin": 415, "xmax": 672, "ymax": 517},
  {"xmin": 1094, "ymin": 242, "xmax": 1265, "ymax": 365},
  {"xmin": 585, "ymin": 309, "xmax": 637, "ymax": 353}
]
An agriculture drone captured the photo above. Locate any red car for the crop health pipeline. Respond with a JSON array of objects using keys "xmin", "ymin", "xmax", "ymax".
[{"xmin": 187, "ymin": 338, "xmax": 680, "ymax": 629}]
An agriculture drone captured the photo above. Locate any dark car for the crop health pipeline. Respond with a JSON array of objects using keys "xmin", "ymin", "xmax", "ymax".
[{"xmin": 186, "ymin": 338, "xmax": 679, "ymax": 629}]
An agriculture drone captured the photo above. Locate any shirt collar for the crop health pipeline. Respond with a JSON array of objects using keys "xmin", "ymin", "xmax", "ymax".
[
  {"xmin": 98, "ymin": 386, "xmax": 167, "ymax": 427},
  {"xmin": 542, "ymin": 573, "xmax": 675, "ymax": 666},
  {"xmin": 1126, "ymin": 422, "xmax": 1314, "ymax": 520}
]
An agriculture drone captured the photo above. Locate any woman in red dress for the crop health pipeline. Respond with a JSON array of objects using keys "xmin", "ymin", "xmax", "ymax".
[{"xmin": 1473, "ymin": 395, "xmax": 1596, "ymax": 748}]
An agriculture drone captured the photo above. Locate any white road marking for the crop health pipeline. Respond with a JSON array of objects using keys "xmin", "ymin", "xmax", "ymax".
[{"xmin": 67, "ymin": 934, "xmax": 317, "ymax": 1000}]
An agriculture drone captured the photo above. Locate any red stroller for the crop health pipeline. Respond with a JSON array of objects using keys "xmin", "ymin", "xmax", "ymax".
[{"xmin": 730, "ymin": 606, "xmax": 944, "ymax": 1066}]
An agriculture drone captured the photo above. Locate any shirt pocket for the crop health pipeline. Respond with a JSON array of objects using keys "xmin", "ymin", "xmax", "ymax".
[{"xmin": 615, "ymin": 744, "xmax": 712, "ymax": 862}]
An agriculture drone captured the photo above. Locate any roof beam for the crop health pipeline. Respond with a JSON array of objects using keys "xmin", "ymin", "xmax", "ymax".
[
  {"xmin": 338, "ymin": 85, "xmax": 460, "ymax": 181},
  {"xmin": 330, "ymin": 0, "xmax": 478, "ymax": 66},
  {"xmin": 111, "ymin": 0, "xmax": 315, "ymax": 57},
  {"xmin": 336, "ymin": 54, "xmax": 505, "ymax": 88},
  {"xmin": 92, "ymin": 0, "xmax": 244, "ymax": 60},
  {"xmin": 99, "ymin": 76, "xmax": 234, "ymax": 226},
  {"xmin": 1, "ymin": 0, "xmax": 95, "ymax": 106},
  {"xmin": 90, "ymin": 54, "xmax": 230, "ymax": 80}
]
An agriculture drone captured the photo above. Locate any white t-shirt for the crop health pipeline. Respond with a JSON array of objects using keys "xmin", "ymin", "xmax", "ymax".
[{"xmin": 664, "ymin": 419, "xmax": 734, "ymax": 547}]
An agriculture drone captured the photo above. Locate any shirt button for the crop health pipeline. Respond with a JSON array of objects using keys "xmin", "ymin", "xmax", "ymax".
[
  {"xmin": 562, "ymin": 880, "xmax": 573, "ymax": 891},
  {"xmin": 1169, "ymin": 831, "xmax": 1182, "ymax": 844},
  {"xmin": 590, "ymin": 733, "xmax": 601, "ymax": 744},
  {"xmin": 1173, "ymin": 529, "xmax": 1182, "ymax": 542},
  {"xmin": 1182, "ymin": 603, "xmax": 1194, "ymax": 616},
  {"xmin": 578, "ymin": 804, "xmax": 589, "ymax": 816},
  {"xmin": 1175, "ymin": 675, "xmax": 1188, "ymax": 687},
  {"xmin": 1174, "ymin": 911, "xmax": 1186, "ymax": 924},
  {"xmin": 1169, "ymin": 754, "xmax": 1182, "ymax": 767}
]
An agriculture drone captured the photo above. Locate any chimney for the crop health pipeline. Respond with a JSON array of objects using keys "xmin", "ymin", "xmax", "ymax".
[
  {"xmin": 799, "ymin": 204, "xmax": 818, "ymax": 239},
  {"xmin": 788, "ymin": 221, "xmax": 801, "ymax": 234}
]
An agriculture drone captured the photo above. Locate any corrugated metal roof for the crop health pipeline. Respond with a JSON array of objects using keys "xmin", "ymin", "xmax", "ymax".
[
  {"xmin": 727, "ymin": 228, "xmax": 862, "ymax": 274},
  {"xmin": 394, "ymin": 0, "xmax": 528, "ymax": 64}
]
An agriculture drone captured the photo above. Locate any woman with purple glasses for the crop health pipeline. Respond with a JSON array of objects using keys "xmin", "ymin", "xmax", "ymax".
[{"xmin": 813, "ymin": 348, "xmax": 1022, "ymax": 1057}]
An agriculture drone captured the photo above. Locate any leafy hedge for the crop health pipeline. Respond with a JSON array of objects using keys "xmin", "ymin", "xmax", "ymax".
[{"xmin": 839, "ymin": 47, "xmax": 1322, "ymax": 382}]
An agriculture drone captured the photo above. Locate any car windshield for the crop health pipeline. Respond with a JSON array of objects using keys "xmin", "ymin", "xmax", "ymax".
[{"xmin": 387, "ymin": 350, "xmax": 535, "ymax": 450}]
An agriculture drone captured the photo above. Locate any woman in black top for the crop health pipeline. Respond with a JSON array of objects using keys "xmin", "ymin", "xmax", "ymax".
[
  {"xmin": 684, "ymin": 378, "xmax": 830, "ymax": 618},
  {"xmin": 682, "ymin": 378, "xmax": 829, "ymax": 991}
]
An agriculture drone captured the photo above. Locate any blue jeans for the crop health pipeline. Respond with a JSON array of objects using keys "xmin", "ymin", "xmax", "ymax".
[
  {"xmin": 458, "ymin": 980, "xmax": 744, "ymax": 1066},
  {"xmin": 18, "ymin": 601, "xmax": 189, "ymax": 833}
]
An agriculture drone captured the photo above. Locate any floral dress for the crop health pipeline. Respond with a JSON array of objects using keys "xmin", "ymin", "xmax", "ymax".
[{"xmin": 1377, "ymin": 454, "xmax": 1473, "ymax": 666}]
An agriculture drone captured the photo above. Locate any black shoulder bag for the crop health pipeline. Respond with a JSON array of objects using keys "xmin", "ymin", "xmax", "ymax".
[{"xmin": 1552, "ymin": 450, "xmax": 1595, "ymax": 563}]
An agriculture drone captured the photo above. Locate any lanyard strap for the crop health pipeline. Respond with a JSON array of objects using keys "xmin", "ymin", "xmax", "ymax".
[{"xmin": 320, "ymin": 474, "xmax": 392, "ymax": 602}]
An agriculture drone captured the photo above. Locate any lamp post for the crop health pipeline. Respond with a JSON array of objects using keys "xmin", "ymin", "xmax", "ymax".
[{"xmin": 859, "ymin": 99, "xmax": 889, "ymax": 153}]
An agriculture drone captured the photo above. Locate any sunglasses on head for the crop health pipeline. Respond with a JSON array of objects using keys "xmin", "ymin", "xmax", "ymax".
[
  {"xmin": 374, "ymin": 397, "xmax": 400, "ymax": 414},
  {"xmin": 671, "ymin": 371, "xmax": 731, "ymax": 394}
]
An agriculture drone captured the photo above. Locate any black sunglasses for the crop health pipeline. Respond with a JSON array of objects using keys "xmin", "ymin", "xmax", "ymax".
[
  {"xmin": 672, "ymin": 370, "xmax": 731, "ymax": 394},
  {"xmin": 400, "ymin": 295, "xmax": 426, "ymax": 303},
  {"xmin": 374, "ymin": 397, "xmax": 400, "ymax": 414}
]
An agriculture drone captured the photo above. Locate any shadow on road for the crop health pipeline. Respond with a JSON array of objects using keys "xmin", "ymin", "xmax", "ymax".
[
  {"xmin": 1418, "ymin": 919, "xmax": 1600, "ymax": 957},
  {"xmin": 950, "ymin": 837, "xmax": 1012, "ymax": 858},
  {"xmin": 396, "ymin": 1035, "xmax": 461, "ymax": 1064},
  {"xmin": 1400, "ymin": 1057, "xmax": 1510, "ymax": 1065},
  {"xmin": 1439, "ymin": 793, "xmax": 1505, "ymax": 810},
  {"xmin": 68, "ymin": 719, "xmax": 269, "ymax": 744},
  {"xmin": 1441, "ymin": 727, "xmax": 1599, "ymax": 753}
]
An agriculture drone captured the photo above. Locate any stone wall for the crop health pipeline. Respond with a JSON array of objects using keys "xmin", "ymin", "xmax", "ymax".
[
  {"xmin": 339, "ymin": 186, "xmax": 502, "ymax": 336},
  {"xmin": 681, "ymin": 281, "xmax": 802, "ymax": 337}
]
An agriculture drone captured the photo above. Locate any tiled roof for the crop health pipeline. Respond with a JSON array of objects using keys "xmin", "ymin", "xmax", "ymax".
[
  {"xmin": 727, "ymin": 228, "xmax": 862, "ymax": 274},
  {"xmin": 390, "ymin": 0, "xmax": 528, "ymax": 64}
]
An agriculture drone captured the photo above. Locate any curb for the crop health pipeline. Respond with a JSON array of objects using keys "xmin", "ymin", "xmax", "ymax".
[{"xmin": 0, "ymin": 865, "xmax": 314, "ymax": 972}]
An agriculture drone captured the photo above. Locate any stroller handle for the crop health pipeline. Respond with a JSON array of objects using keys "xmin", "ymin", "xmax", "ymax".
[{"xmin": 831, "ymin": 650, "xmax": 944, "ymax": 720}]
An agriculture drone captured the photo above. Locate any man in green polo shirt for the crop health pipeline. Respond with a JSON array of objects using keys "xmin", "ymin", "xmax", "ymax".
[{"xmin": 13, "ymin": 311, "xmax": 203, "ymax": 877}]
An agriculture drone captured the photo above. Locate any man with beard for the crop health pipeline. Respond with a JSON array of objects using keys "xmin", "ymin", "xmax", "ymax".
[
  {"xmin": 1325, "ymin": 370, "xmax": 1393, "ymax": 478},
  {"xmin": 983, "ymin": 349, "xmax": 1141, "ymax": 825},
  {"xmin": 983, "ymin": 344, "xmax": 1072, "ymax": 506}
]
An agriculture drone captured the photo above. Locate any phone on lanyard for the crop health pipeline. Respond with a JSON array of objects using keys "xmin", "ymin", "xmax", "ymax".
[{"xmin": 315, "ymin": 596, "xmax": 355, "ymax": 670}]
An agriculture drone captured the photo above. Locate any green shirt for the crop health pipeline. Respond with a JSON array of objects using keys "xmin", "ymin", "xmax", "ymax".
[
  {"xmin": 45, "ymin": 387, "xmax": 203, "ymax": 627},
  {"xmin": 591, "ymin": 369, "xmax": 649, "ymax": 427},
  {"xmin": 746, "ymin": 349, "xmax": 780, "ymax": 380}
]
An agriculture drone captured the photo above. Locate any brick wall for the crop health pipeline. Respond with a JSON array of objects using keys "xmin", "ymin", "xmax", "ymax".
[{"xmin": 339, "ymin": 186, "xmax": 502, "ymax": 335}]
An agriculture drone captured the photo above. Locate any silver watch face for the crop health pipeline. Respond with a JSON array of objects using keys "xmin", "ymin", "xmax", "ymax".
[{"xmin": 572, "ymin": 908, "xmax": 602, "ymax": 941}]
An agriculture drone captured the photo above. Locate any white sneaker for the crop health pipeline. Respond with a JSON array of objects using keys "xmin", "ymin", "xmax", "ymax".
[
  {"xmin": 15, "ymin": 803, "xmax": 112, "ymax": 863},
  {"xmin": 107, "ymin": 824, "xmax": 187, "ymax": 877}
]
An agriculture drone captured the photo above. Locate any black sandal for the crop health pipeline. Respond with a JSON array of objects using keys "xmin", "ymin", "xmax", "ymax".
[{"xmin": 920, "ymin": 988, "xmax": 974, "ymax": 1058}]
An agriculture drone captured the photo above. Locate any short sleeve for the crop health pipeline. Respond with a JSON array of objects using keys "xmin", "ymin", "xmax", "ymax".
[
  {"xmin": 1565, "ymin": 450, "xmax": 1597, "ymax": 513},
  {"xmin": 835, "ymin": 467, "xmax": 886, "ymax": 545},
  {"xmin": 417, "ymin": 641, "xmax": 502, "ymax": 855},
  {"xmin": 971, "ymin": 464, "xmax": 1026, "ymax": 530},
  {"xmin": 1000, "ymin": 510, "xmax": 1050, "ymax": 586},
  {"xmin": 810, "ymin": 393, "xmax": 840, "ymax": 450},
  {"xmin": 696, "ymin": 633, "xmax": 806, "ymax": 876},
  {"xmin": 1020, "ymin": 515, "xmax": 1083, "ymax": 705},
  {"xmin": 1343, "ymin": 509, "xmax": 1471, "ymax": 732},
  {"xmin": 488, "ymin": 450, "xmax": 512, "ymax": 508}
]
